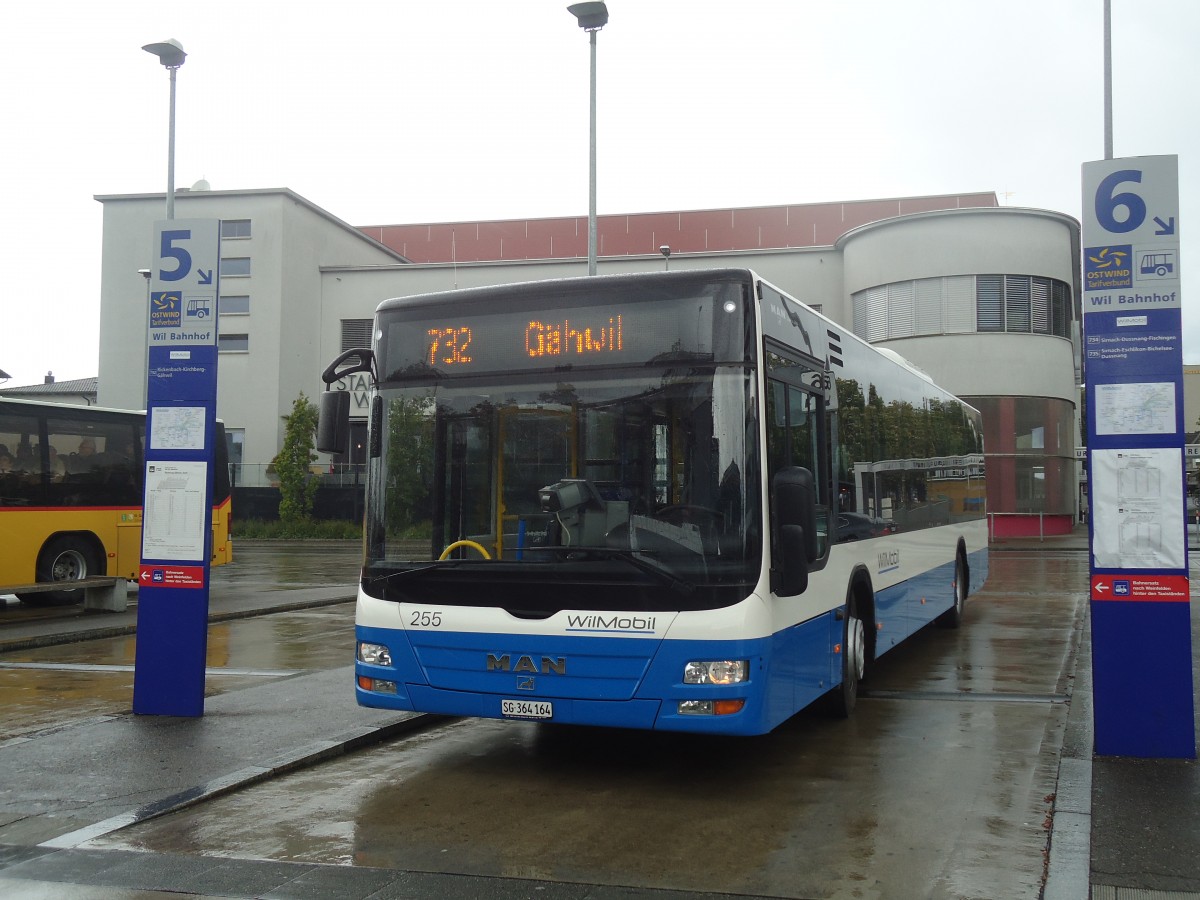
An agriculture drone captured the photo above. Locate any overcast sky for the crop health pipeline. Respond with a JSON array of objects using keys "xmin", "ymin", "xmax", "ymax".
[{"xmin": 2, "ymin": 0, "xmax": 1197, "ymax": 388}]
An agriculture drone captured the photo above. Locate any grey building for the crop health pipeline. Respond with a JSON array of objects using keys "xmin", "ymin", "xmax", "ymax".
[{"xmin": 95, "ymin": 188, "xmax": 1081, "ymax": 535}]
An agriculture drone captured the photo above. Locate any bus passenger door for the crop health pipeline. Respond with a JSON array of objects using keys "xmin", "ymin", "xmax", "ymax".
[
  {"xmin": 440, "ymin": 417, "xmax": 493, "ymax": 555},
  {"xmin": 496, "ymin": 407, "xmax": 575, "ymax": 557}
]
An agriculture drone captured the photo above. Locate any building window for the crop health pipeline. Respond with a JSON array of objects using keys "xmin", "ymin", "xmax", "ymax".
[
  {"xmin": 221, "ymin": 219, "xmax": 251, "ymax": 239},
  {"xmin": 341, "ymin": 319, "xmax": 373, "ymax": 351},
  {"xmin": 1004, "ymin": 275, "xmax": 1032, "ymax": 332},
  {"xmin": 852, "ymin": 275, "xmax": 1072, "ymax": 341},
  {"xmin": 976, "ymin": 275, "xmax": 1004, "ymax": 332},
  {"xmin": 221, "ymin": 295, "xmax": 250, "ymax": 315},
  {"xmin": 225, "ymin": 427, "xmax": 245, "ymax": 486},
  {"xmin": 886, "ymin": 281, "xmax": 914, "ymax": 339},
  {"xmin": 222, "ymin": 257, "xmax": 251, "ymax": 277},
  {"xmin": 218, "ymin": 333, "xmax": 249, "ymax": 352},
  {"xmin": 1032, "ymin": 278, "xmax": 1051, "ymax": 333},
  {"xmin": 1051, "ymin": 281, "xmax": 1070, "ymax": 338}
]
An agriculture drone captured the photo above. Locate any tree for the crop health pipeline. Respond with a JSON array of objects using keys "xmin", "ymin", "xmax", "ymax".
[
  {"xmin": 385, "ymin": 395, "xmax": 434, "ymax": 536},
  {"xmin": 275, "ymin": 393, "xmax": 320, "ymax": 523}
]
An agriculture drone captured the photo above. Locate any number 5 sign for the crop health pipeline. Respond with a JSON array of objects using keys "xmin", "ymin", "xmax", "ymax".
[{"xmin": 147, "ymin": 219, "xmax": 220, "ymax": 346}]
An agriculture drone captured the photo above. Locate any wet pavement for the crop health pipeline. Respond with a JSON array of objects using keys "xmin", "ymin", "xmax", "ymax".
[
  {"xmin": 0, "ymin": 607, "xmax": 354, "ymax": 742},
  {"xmin": 0, "ymin": 541, "xmax": 361, "ymax": 653},
  {"xmin": 0, "ymin": 535, "xmax": 1196, "ymax": 898},
  {"xmin": 86, "ymin": 694, "xmax": 1065, "ymax": 897},
  {"xmin": 5, "ymin": 545, "xmax": 1082, "ymax": 898}
]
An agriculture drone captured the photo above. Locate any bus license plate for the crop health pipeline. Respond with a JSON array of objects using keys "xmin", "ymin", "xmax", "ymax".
[{"xmin": 501, "ymin": 699, "xmax": 553, "ymax": 719}]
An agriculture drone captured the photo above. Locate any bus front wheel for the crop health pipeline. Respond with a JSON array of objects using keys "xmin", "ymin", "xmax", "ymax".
[{"xmin": 17, "ymin": 536, "xmax": 102, "ymax": 607}]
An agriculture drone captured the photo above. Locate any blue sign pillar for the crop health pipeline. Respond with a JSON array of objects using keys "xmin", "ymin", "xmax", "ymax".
[
  {"xmin": 1082, "ymin": 156, "xmax": 1195, "ymax": 758},
  {"xmin": 132, "ymin": 219, "xmax": 221, "ymax": 717}
]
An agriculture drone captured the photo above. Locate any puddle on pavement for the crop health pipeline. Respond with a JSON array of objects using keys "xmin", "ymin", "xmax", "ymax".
[{"xmin": 0, "ymin": 606, "xmax": 355, "ymax": 741}]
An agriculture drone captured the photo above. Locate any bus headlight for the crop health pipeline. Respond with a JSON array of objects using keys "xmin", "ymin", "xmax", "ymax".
[
  {"xmin": 683, "ymin": 659, "xmax": 748, "ymax": 685},
  {"xmin": 678, "ymin": 699, "xmax": 746, "ymax": 716},
  {"xmin": 358, "ymin": 641, "xmax": 392, "ymax": 667},
  {"xmin": 358, "ymin": 675, "xmax": 397, "ymax": 694}
]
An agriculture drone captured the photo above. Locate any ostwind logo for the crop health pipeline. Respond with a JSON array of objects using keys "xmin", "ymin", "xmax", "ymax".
[
  {"xmin": 1084, "ymin": 245, "xmax": 1133, "ymax": 290},
  {"xmin": 1088, "ymin": 247, "xmax": 1128, "ymax": 270}
]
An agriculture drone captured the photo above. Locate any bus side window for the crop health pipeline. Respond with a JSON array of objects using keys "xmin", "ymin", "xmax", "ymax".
[{"xmin": 766, "ymin": 377, "xmax": 829, "ymax": 559}]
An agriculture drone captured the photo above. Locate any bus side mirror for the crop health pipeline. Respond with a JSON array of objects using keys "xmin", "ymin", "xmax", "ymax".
[
  {"xmin": 777, "ymin": 524, "xmax": 809, "ymax": 596},
  {"xmin": 316, "ymin": 390, "xmax": 350, "ymax": 454},
  {"xmin": 772, "ymin": 466, "xmax": 818, "ymax": 597}
]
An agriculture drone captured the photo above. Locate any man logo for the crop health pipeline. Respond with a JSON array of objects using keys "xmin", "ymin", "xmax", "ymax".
[{"xmin": 487, "ymin": 653, "xmax": 567, "ymax": 675}]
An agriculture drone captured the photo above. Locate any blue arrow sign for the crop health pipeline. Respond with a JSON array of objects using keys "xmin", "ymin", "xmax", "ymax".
[{"xmin": 1154, "ymin": 216, "xmax": 1176, "ymax": 235}]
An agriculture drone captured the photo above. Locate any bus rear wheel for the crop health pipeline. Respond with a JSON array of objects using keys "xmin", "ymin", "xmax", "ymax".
[
  {"xmin": 936, "ymin": 552, "xmax": 968, "ymax": 629},
  {"xmin": 16, "ymin": 536, "xmax": 101, "ymax": 607},
  {"xmin": 830, "ymin": 591, "xmax": 867, "ymax": 718}
]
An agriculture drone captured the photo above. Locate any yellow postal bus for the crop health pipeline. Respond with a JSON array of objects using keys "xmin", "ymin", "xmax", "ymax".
[{"xmin": 0, "ymin": 398, "xmax": 232, "ymax": 605}]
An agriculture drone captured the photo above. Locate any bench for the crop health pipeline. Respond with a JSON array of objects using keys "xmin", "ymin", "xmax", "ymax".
[{"xmin": 5, "ymin": 577, "xmax": 129, "ymax": 612}]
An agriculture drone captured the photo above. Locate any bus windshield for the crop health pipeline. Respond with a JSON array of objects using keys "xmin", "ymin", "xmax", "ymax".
[{"xmin": 363, "ymin": 363, "xmax": 761, "ymax": 614}]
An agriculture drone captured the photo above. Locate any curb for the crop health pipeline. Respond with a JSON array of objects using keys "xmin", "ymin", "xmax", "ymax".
[
  {"xmin": 1043, "ymin": 572, "xmax": 1094, "ymax": 899},
  {"xmin": 38, "ymin": 711, "xmax": 444, "ymax": 850}
]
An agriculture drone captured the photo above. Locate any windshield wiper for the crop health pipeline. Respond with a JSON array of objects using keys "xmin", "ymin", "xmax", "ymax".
[
  {"xmin": 367, "ymin": 550, "xmax": 696, "ymax": 596},
  {"xmin": 368, "ymin": 561, "xmax": 467, "ymax": 586},
  {"xmin": 558, "ymin": 547, "xmax": 696, "ymax": 595}
]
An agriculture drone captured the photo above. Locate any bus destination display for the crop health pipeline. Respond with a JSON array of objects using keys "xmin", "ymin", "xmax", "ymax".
[
  {"xmin": 383, "ymin": 294, "xmax": 728, "ymax": 378},
  {"xmin": 425, "ymin": 315, "xmax": 623, "ymax": 368}
]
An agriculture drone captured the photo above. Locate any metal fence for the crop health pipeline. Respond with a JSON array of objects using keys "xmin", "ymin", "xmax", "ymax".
[{"xmin": 228, "ymin": 463, "xmax": 366, "ymax": 489}]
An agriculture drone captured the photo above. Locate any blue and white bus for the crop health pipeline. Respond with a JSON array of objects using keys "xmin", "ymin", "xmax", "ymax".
[{"xmin": 318, "ymin": 269, "xmax": 987, "ymax": 735}]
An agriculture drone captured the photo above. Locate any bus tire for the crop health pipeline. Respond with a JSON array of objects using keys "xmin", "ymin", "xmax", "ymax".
[
  {"xmin": 16, "ymin": 535, "xmax": 102, "ymax": 607},
  {"xmin": 830, "ymin": 589, "xmax": 867, "ymax": 718},
  {"xmin": 936, "ymin": 551, "xmax": 969, "ymax": 629}
]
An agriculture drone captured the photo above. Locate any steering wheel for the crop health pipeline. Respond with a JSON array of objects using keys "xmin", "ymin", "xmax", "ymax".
[{"xmin": 439, "ymin": 540, "xmax": 492, "ymax": 560}]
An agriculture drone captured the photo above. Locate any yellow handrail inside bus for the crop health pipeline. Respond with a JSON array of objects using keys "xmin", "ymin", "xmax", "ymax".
[{"xmin": 439, "ymin": 540, "xmax": 491, "ymax": 560}]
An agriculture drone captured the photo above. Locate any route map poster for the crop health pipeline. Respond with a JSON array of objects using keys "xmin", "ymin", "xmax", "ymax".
[{"xmin": 149, "ymin": 406, "xmax": 206, "ymax": 451}]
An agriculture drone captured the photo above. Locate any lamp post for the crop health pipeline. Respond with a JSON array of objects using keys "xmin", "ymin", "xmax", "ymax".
[
  {"xmin": 567, "ymin": 3, "xmax": 608, "ymax": 276},
  {"xmin": 142, "ymin": 39, "xmax": 187, "ymax": 220},
  {"xmin": 1103, "ymin": 0, "xmax": 1113, "ymax": 159}
]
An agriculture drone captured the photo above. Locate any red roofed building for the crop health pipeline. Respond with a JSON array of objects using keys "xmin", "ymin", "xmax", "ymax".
[{"xmin": 358, "ymin": 193, "xmax": 999, "ymax": 264}]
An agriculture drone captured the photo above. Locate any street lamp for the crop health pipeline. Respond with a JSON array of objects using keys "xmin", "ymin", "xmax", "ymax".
[
  {"xmin": 1103, "ymin": 0, "xmax": 1113, "ymax": 159},
  {"xmin": 142, "ymin": 38, "xmax": 187, "ymax": 220},
  {"xmin": 567, "ymin": 2, "xmax": 608, "ymax": 276}
]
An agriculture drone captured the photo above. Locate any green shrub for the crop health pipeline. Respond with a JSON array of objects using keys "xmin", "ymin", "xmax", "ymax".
[
  {"xmin": 275, "ymin": 393, "xmax": 321, "ymax": 524},
  {"xmin": 236, "ymin": 518, "xmax": 362, "ymax": 540}
]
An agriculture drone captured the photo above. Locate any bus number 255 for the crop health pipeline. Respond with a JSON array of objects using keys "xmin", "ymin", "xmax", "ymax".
[{"xmin": 409, "ymin": 610, "xmax": 443, "ymax": 628}]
